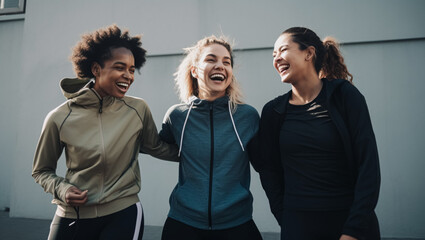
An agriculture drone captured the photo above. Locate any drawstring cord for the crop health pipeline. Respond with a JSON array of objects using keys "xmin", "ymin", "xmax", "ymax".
[
  {"xmin": 228, "ymin": 101, "xmax": 245, "ymax": 151},
  {"xmin": 178, "ymin": 101, "xmax": 195, "ymax": 157},
  {"xmin": 69, "ymin": 206, "xmax": 80, "ymax": 240},
  {"xmin": 178, "ymin": 98, "xmax": 245, "ymax": 156}
]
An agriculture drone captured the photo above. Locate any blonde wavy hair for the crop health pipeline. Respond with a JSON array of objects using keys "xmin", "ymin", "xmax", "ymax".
[{"xmin": 174, "ymin": 35, "xmax": 244, "ymax": 112}]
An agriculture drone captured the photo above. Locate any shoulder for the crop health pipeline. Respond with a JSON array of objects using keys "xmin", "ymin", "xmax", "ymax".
[
  {"xmin": 42, "ymin": 101, "xmax": 72, "ymax": 129},
  {"xmin": 262, "ymin": 91, "xmax": 290, "ymax": 116},
  {"xmin": 331, "ymin": 81, "xmax": 366, "ymax": 108},
  {"xmin": 327, "ymin": 79, "xmax": 363, "ymax": 100},
  {"xmin": 167, "ymin": 103, "xmax": 190, "ymax": 115},
  {"xmin": 47, "ymin": 101, "xmax": 72, "ymax": 121},
  {"xmin": 163, "ymin": 102, "xmax": 191, "ymax": 121},
  {"xmin": 120, "ymin": 95, "xmax": 149, "ymax": 109},
  {"xmin": 119, "ymin": 96, "xmax": 155, "ymax": 118},
  {"xmin": 236, "ymin": 104, "xmax": 259, "ymax": 117}
]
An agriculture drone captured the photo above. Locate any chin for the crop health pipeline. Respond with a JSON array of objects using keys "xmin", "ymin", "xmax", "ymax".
[{"xmin": 281, "ymin": 77, "xmax": 290, "ymax": 84}]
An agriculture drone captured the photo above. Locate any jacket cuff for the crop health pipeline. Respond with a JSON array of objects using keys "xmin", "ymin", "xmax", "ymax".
[
  {"xmin": 57, "ymin": 184, "xmax": 75, "ymax": 204},
  {"xmin": 342, "ymin": 226, "xmax": 363, "ymax": 240}
]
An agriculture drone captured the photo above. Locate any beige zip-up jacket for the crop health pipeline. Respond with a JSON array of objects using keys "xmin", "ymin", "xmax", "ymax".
[{"xmin": 32, "ymin": 78, "xmax": 178, "ymax": 219}]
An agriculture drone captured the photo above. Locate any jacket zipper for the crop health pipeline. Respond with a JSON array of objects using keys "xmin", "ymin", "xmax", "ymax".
[
  {"xmin": 208, "ymin": 103, "xmax": 214, "ymax": 229},
  {"xmin": 99, "ymin": 98, "xmax": 103, "ymax": 113},
  {"xmin": 97, "ymin": 96, "xmax": 105, "ymax": 208}
]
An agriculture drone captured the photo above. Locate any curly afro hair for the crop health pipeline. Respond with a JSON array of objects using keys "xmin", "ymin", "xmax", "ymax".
[{"xmin": 70, "ymin": 24, "xmax": 147, "ymax": 79}]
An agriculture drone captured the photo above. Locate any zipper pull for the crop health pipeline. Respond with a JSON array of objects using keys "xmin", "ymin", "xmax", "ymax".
[{"xmin": 99, "ymin": 99, "xmax": 103, "ymax": 113}]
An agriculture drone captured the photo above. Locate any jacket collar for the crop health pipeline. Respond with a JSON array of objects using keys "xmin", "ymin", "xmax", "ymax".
[
  {"xmin": 272, "ymin": 78, "xmax": 348, "ymax": 114},
  {"xmin": 188, "ymin": 95, "xmax": 229, "ymax": 109}
]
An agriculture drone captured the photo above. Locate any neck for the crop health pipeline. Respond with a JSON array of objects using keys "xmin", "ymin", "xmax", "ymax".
[
  {"xmin": 198, "ymin": 91, "xmax": 225, "ymax": 102},
  {"xmin": 290, "ymin": 74, "xmax": 322, "ymax": 105},
  {"xmin": 91, "ymin": 86, "xmax": 105, "ymax": 100}
]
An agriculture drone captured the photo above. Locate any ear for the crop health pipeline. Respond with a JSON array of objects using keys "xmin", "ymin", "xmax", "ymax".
[
  {"xmin": 91, "ymin": 62, "xmax": 101, "ymax": 78},
  {"xmin": 191, "ymin": 66, "xmax": 198, "ymax": 79},
  {"xmin": 305, "ymin": 46, "xmax": 316, "ymax": 61}
]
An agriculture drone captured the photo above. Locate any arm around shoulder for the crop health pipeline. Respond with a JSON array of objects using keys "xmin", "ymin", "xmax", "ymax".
[
  {"xmin": 139, "ymin": 102, "xmax": 179, "ymax": 161},
  {"xmin": 257, "ymin": 100, "xmax": 285, "ymax": 225}
]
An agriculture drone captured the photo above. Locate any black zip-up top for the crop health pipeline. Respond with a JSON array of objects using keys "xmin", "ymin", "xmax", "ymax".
[{"xmin": 254, "ymin": 78, "xmax": 380, "ymax": 239}]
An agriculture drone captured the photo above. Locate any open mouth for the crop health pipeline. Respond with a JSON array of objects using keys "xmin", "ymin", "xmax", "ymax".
[
  {"xmin": 278, "ymin": 64, "xmax": 289, "ymax": 73},
  {"xmin": 116, "ymin": 82, "xmax": 129, "ymax": 91},
  {"xmin": 209, "ymin": 73, "xmax": 226, "ymax": 82}
]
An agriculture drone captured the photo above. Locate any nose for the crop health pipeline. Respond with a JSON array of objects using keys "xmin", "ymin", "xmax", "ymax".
[
  {"xmin": 273, "ymin": 53, "xmax": 282, "ymax": 65},
  {"xmin": 214, "ymin": 61, "xmax": 224, "ymax": 70},
  {"xmin": 123, "ymin": 70, "xmax": 133, "ymax": 80},
  {"xmin": 274, "ymin": 52, "xmax": 282, "ymax": 61}
]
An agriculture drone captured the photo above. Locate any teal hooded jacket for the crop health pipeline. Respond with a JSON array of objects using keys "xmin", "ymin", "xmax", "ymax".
[{"xmin": 160, "ymin": 96, "xmax": 259, "ymax": 230}]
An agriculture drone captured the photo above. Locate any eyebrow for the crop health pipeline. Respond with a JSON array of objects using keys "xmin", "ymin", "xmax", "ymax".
[
  {"xmin": 275, "ymin": 44, "xmax": 289, "ymax": 51},
  {"xmin": 206, "ymin": 54, "xmax": 231, "ymax": 60},
  {"xmin": 113, "ymin": 61, "xmax": 135, "ymax": 68}
]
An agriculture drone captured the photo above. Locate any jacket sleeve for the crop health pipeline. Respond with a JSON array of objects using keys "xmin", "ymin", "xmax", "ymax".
[
  {"xmin": 159, "ymin": 107, "xmax": 176, "ymax": 145},
  {"xmin": 257, "ymin": 101, "xmax": 285, "ymax": 225},
  {"xmin": 247, "ymin": 108, "xmax": 261, "ymax": 171},
  {"xmin": 139, "ymin": 104, "xmax": 179, "ymax": 162},
  {"xmin": 340, "ymin": 83, "xmax": 381, "ymax": 239},
  {"xmin": 32, "ymin": 111, "xmax": 74, "ymax": 204}
]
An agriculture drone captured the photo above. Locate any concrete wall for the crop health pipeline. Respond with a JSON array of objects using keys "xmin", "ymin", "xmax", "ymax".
[
  {"xmin": 1, "ymin": 0, "xmax": 425, "ymax": 238},
  {"xmin": 0, "ymin": 18, "xmax": 24, "ymax": 212}
]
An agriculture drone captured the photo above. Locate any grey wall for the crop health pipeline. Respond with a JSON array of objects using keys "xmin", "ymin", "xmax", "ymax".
[
  {"xmin": 1, "ymin": 0, "xmax": 425, "ymax": 238},
  {"xmin": 0, "ymin": 19, "xmax": 23, "ymax": 212}
]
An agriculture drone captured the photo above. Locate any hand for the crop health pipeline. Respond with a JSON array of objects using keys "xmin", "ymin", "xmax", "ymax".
[
  {"xmin": 65, "ymin": 186, "xmax": 88, "ymax": 206},
  {"xmin": 340, "ymin": 234, "xmax": 358, "ymax": 240}
]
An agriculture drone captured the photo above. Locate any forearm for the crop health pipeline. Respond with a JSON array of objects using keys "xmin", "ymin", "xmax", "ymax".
[
  {"xmin": 141, "ymin": 139, "xmax": 179, "ymax": 161},
  {"xmin": 32, "ymin": 169, "xmax": 74, "ymax": 203},
  {"xmin": 259, "ymin": 167, "xmax": 285, "ymax": 224}
]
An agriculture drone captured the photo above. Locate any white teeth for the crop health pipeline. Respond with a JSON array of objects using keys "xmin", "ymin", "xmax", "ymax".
[
  {"xmin": 210, "ymin": 74, "xmax": 225, "ymax": 80},
  {"xmin": 117, "ymin": 82, "xmax": 129, "ymax": 88},
  {"xmin": 278, "ymin": 64, "xmax": 289, "ymax": 72}
]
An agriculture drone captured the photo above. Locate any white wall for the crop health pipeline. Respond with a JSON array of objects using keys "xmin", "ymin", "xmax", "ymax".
[{"xmin": 1, "ymin": 0, "xmax": 425, "ymax": 238}]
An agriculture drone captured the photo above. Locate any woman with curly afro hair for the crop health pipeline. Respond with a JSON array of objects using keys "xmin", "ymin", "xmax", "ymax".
[{"xmin": 32, "ymin": 24, "xmax": 178, "ymax": 240}]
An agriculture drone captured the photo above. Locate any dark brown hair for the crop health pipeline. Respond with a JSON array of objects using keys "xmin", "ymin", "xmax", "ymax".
[
  {"xmin": 282, "ymin": 27, "xmax": 353, "ymax": 82},
  {"xmin": 70, "ymin": 24, "xmax": 147, "ymax": 79}
]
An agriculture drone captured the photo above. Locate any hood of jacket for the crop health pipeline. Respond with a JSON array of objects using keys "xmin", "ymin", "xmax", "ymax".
[{"xmin": 60, "ymin": 77, "xmax": 114, "ymax": 109}]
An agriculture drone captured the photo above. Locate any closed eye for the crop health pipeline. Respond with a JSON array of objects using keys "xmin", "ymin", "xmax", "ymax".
[{"xmin": 280, "ymin": 46, "xmax": 288, "ymax": 53}]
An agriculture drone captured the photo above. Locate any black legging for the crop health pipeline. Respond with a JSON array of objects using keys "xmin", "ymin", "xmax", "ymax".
[
  {"xmin": 280, "ymin": 208, "xmax": 380, "ymax": 240},
  {"xmin": 161, "ymin": 217, "xmax": 263, "ymax": 240},
  {"xmin": 48, "ymin": 202, "xmax": 144, "ymax": 240}
]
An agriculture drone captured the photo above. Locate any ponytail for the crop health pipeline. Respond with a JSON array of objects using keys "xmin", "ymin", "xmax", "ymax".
[
  {"xmin": 282, "ymin": 27, "xmax": 353, "ymax": 83},
  {"xmin": 320, "ymin": 37, "xmax": 353, "ymax": 83}
]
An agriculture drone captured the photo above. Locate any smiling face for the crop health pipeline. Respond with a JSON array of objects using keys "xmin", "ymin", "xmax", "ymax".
[
  {"xmin": 192, "ymin": 43, "xmax": 233, "ymax": 101},
  {"xmin": 273, "ymin": 33, "xmax": 311, "ymax": 84},
  {"xmin": 92, "ymin": 47, "xmax": 135, "ymax": 98}
]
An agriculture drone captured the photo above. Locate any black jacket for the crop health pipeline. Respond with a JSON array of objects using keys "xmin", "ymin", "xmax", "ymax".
[{"xmin": 253, "ymin": 78, "xmax": 380, "ymax": 239}]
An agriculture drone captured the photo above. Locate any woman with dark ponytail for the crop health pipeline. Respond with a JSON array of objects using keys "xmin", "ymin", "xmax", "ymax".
[{"xmin": 255, "ymin": 27, "xmax": 380, "ymax": 239}]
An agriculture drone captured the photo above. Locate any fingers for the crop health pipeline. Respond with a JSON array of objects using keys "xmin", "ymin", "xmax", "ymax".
[{"xmin": 65, "ymin": 187, "xmax": 88, "ymax": 206}]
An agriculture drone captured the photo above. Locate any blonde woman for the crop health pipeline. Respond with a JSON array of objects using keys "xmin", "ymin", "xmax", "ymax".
[{"xmin": 159, "ymin": 36, "xmax": 262, "ymax": 240}]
